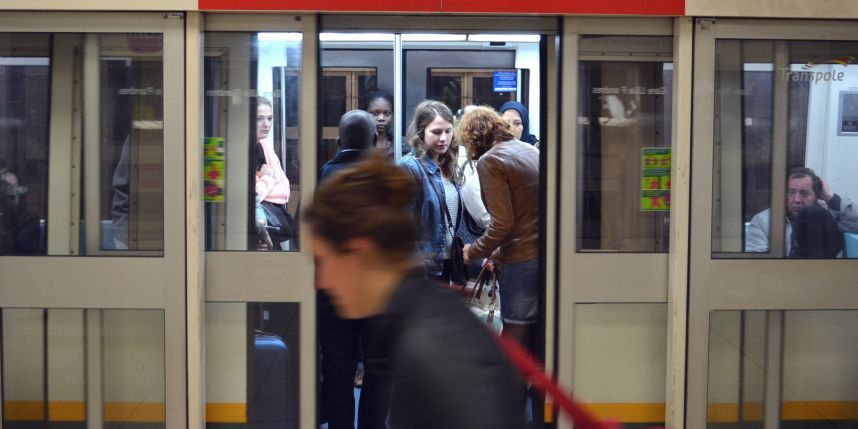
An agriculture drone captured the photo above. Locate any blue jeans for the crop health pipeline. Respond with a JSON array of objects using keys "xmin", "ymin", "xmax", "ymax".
[{"xmin": 497, "ymin": 259, "xmax": 539, "ymax": 324}]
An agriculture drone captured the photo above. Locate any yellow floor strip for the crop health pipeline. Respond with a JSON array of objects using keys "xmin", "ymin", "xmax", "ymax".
[
  {"xmin": 583, "ymin": 403, "xmax": 666, "ymax": 423},
  {"xmin": 782, "ymin": 401, "xmax": 858, "ymax": 421},
  {"xmin": 206, "ymin": 402, "xmax": 247, "ymax": 423},
  {"xmin": 708, "ymin": 401, "xmax": 858, "ymax": 422},
  {"xmin": 3, "ymin": 401, "xmax": 45, "ymax": 421},
  {"xmin": 4, "ymin": 400, "xmax": 856, "ymax": 423},
  {"xmin": 49, "ymin": 401, "xmax": 86, "ymax": 421},
  {"xmin": 3, "ymin": 401, "xmax": 164, "ymax": 422}
]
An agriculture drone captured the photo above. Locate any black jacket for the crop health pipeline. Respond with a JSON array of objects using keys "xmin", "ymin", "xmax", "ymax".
[
  {"xmin": 378, "ymin": 269, "xmax": 526, "ymax": 429},
  {"xmin": 319, "ymin": 149, "xmax": 368, "ymax": 181}
]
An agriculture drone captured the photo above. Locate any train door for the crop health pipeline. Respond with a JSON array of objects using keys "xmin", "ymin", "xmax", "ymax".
[
  {"xmin": 200, "ymin": 13, "xmax": 316, "ymax": 429},
  {"xmin": 557, "ymin": 17, "xmax": 687, "ymax": 429},
  {"xmin": 0, "ymin": 11, "xmax": 185, "ymax": 429},
  {"xmin": 317, "ymin": 15, "xmax": 559, "ymax": 427},
  {"xmin": 688, "ymin": 19, "xmax": 858, "ymax": 428}
]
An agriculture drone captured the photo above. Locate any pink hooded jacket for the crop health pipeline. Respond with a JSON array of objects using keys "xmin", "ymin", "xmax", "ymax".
[{"xmin": 255, "ymin": 140, "xmax": 290, "ymax": 205}]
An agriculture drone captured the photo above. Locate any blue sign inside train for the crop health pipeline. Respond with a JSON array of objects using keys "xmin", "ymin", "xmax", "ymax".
[{"xmin": 493, "ymin": 71, "xmax": 517, "ymax": 92}]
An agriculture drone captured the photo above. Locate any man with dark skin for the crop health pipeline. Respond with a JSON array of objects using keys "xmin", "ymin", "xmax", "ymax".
[
  {"xmin": 318, "ymin": 110, "xmax": 391, "ymax": 429},
  {"xmin": 319, "ymin": 110, "xmax": 377, "ymax": 179}
]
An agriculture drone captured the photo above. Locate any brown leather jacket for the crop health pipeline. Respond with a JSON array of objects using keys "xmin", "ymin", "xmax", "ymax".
[{"xmin": 466, "ymin": 139, "xmax": 539, "ymax": 264}]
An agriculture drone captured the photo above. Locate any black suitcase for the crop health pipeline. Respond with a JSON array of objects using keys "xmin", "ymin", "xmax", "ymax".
[{"xmin": 249, "ymin": 329, "xmax": 295, "ymax": 429}]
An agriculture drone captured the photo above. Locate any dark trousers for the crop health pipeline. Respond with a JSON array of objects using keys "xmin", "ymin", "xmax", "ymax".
[{"xmin": 318, "ymin": 291, "xmax": 391, "ymax": 429}]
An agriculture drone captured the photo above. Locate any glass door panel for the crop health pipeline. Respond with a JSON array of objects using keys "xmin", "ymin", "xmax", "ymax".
[
  {"xmin": 689, "ymin": 19, "xmax": 858, "ymax": 429},
  {"xmin": 203, "ymin": 14, "xmax": 316, "ymax": 429},
  {"xmin": 558, "ymin": 19, "xmax": 676, "ymax": 429}
]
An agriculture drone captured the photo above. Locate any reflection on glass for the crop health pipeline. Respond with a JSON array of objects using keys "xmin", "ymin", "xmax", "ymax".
[
  {"xmin": 1, "ymin": 309, "xmax": 164, "ymax": 428},
  {"xmin": 707, "ymin": 310, "xmax": 766, "ymax": 427},
  {"xmin": 2, "ymin": 309, "xmax": 47, "ymax": 426},
  {"xmin": 574, "ymin": 304, "xmax": 667, "ymax": 426},
  {"xmin": 713, "ymin": 40, "xmax": 858, "ymax": 258},
  {"xmin": 100, "ymin": 34, "xmax": 165, "ymax": 252},
  {"xmin": 0, "ymin": 34, "xmax": 51, "ymax": 255},
  {"xmin": 204, "ymin": 32, "xmax": 303, "ymax": 251},
  {"xmin": 708, "ymin": 310, "xmax": 858, "ymax": 428},
  {"xmin": 205, "ymin": 302, "xmax": 300, "ymax": 429},
  {"xmin": 577, "ymin": 45, "xmax": 673, "ymax": 252},
  {"xmin": 102, "ymin": 309, "xmax": 165, "ymax": 428},
  {"xmin": 1, "ymin": 32, "xmax": 167, "ymax": 256}
]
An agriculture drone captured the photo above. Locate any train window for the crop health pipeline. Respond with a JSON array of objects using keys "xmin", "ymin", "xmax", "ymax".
[
  {"xmin": 574, "ymin": 303, "xmax": 667, "ymax": 427},
  {"xmin": 403, "ymin": 37, "xmax": 541, "ymax": 137},
  {"xmin": 98, "ymin": 34, "xmax": 166, "ymax": 253},
  {"xmin": 203, "ymin": 32, "xmax": 303, "ymax": 251},
  {"xmin": 0, "ymin": 33, "xmax": 166, "ymax": 256},
  {"xmin": 577, "ymin": 36, "xmax": 674, "ymax": 252},
  {"xmin": 1, "ymin": 308, "xmax": 165, "ymax": 428},
  {"xmin": 205, "ymin": 302, "xmax": 300, "ymax": 429},
  {"xmin": 319, "ymin": 34, "xmax": 395, "ymax": 166},
  {"xmin": 708, "ymin": 309, "xmax": 858, "ymax": 428},
  {"xmin": 319, "ymin": 67, "xmax": 379, "ymax": 170},
  {"xmin": 711, "ymin": 40, "xmax": 858, "ymax": 258},
  {"xmin": 0, "ymin": 34, "xmax": 50, "ymax": 255},
  {"xmin": 427, "ymin": 68, "xmax": 526, "ymax": 115}
]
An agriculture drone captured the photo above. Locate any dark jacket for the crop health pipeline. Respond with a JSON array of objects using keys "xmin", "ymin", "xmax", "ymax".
[
  {"xmin": 319, "ymin": 149, "xmax": 368, "ymax": 181},
  {"xmin": 379, "ymin": 269, "xmax": 526, "ymax": 429},
  {"xmin": 467, "ymin": 139, "xmax": 540, "ymax": 264}
]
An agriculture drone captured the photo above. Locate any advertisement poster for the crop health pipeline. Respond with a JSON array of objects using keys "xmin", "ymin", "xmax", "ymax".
[
  {"xmin": 204, "ymin": 137, "xmax": 225, "ymax": 202},
  {"xmin": 641, "ymin": 148, "xmax": 670, "ymax": 212}
]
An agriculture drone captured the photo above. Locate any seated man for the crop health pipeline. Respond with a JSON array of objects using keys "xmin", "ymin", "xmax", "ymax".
[
  {"xmin": 746, "ymin": 167, "xmax": 858, "ymax": 257},
  {"xmin": 0, "ymin": 168, "xmax": 42, "ymax": 255}
]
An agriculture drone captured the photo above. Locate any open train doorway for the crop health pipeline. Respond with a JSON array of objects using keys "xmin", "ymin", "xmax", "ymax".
[{"xmin": 317, "ymin": 14, "xmax": 558, "ymax": 429}]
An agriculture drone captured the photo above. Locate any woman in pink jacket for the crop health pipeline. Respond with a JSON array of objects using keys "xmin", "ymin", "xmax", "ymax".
[{"xmin": 255, "ymin": 97, "xmax": 294, "ymax": 250}]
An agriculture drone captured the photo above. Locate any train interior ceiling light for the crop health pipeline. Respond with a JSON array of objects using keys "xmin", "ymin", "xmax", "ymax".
[
  {"xmin": 257, "ymin": 32, "xmax": 303, "ymax": 41},
  {"xmin": 318, "ymin": 33, "xmax": 539, "ymax": 43}
]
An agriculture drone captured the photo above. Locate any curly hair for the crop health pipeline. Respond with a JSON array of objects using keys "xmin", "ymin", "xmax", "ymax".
[
  {"xmin": 407, "ymin": 100, "xmax": 460, "ymax": 183},
  {"xmin": 454, "ymin": 105, "xmax": 514, "ymax": 161},
  {"xmin": 303, "ymin": 152, "xmax": 417, "ymax": 260}
]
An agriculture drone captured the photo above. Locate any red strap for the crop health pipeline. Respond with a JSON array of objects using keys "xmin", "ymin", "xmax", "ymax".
[{"xmin": 493, "ymin": 333, "xmax": 622, "ymax": 429}]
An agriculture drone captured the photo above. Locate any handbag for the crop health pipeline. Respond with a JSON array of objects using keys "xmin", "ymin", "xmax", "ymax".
[
  {"xmin": 415, "ymin": 157, "xmax": 468, "ymax": 285},
  {"xmin": 458, "ymin": 209, "xmax": 486, "ymax": 244},
  {"xmin": 259, "ymin": 200, "xmax": 295, "ymax": 239},
  {"xmin": 461, "ymin": 266, "xmax": 502, "ymax": 333}
]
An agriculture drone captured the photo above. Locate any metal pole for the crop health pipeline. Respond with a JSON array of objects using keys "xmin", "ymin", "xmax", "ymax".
[{"xmin": 393, "ymin": 33, "xmax": 403, "ymax": 162}]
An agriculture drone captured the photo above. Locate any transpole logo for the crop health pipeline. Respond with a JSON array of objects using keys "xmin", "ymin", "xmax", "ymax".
[
  {"xmin": 802, "ymin": 55, "xmax": 856, "ymax": 70},
  {"xmin": 781, "ymin": 55, "xmax": 855, "ymax": 83}
]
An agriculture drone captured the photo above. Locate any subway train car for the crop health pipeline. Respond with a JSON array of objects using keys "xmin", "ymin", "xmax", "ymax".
[{"xmin": 1, "ymin": 1, "xmax": 858, "ymax": 429}]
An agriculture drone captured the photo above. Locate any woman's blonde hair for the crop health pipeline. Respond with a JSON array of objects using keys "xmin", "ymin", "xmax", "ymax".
[
  {"xmin": 303, "ymin": 152, "xmax": 417, "ymax": 261},
  {"xmin": 454, "ymin": 105, "xmax": 514, "ymax": 160},
  {"xmin": 407, "ymin": 100, "xmax": 460, "ymax": 183}
]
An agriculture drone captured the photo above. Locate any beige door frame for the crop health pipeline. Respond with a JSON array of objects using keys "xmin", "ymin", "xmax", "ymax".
[
  {"xmin": 557, "ymin": 16, "xmax": 692, "ymax": 429},
  {"xmin": 0, "ymin": 11, "xmax": 187, "ymax": 429},
  {"xmin": 688, "ymin": 18, "xmax": 858, "ymax": 429}
]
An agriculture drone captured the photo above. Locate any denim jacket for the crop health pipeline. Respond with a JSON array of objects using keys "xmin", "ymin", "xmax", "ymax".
[{"xmin": 399, "ymin": 154, "xmax": 462, "ymax": 276}]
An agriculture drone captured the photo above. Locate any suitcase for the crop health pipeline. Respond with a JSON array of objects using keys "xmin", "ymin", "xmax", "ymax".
[{"xmin": 249, "ymin": 329, "xmax": 295, "ymax": 429}]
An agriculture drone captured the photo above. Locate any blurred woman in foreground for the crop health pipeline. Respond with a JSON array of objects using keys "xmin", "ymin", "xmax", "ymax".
[{"xmin": 304, "ymin": 153, "xmax": 525, "ymax": 429}]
